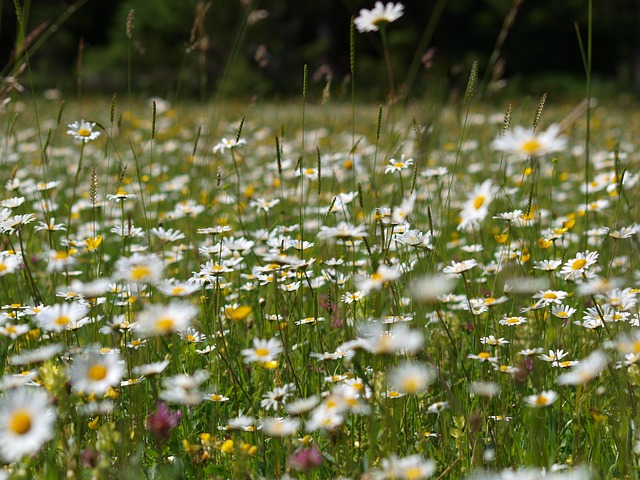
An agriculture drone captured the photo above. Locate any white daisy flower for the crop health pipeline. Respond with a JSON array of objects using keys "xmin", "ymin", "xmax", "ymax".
[
  {"xmin": 69, "ymin": 348, "xmax": 125, "ymax": 395},
  {"xmin": 134, "ymin": 301, "xmax": 199, "ymax": 337},
  {"xmin": 0, "ymin": 387, "xmax": 55, "ymax": 462},
  {"xmin": 492, "ymin": 124, "xmax": 566, "ymax": 158},
  {"xmin": 114, "ymin": 253, "xmax": 165, "ymax": 285},
  {"xmin": 67, "ymin": 119, "xmax": 101, "ymax": 142},
  {"xmin": 241, "ymin": 337, "xmax": 282, "ymax": 364},
  {"xmin": 35, "ymin": 303, "xmax": 89, "ymax": 333},
  {"xmin": 354, "ymin": 2, "xmax": 404, "ymax": 32},
  {"xmin": 524, "ymin": 390, "xmax": 559, "ymax": 407}
]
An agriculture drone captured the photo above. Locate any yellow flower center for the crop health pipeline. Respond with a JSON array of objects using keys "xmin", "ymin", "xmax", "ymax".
[
  {"xmin": 478, "ymin": 352, "xmax": 491, "ymax": 359},
  {"xmin": 571, "ymin": 258, "xmax": 587, "ymax": 270},
  {"xmin": 543, "ymin": 292, "xmax": 557, "ymax": 299},
  {"xmin": 404, "ymin": 467, "xmax": 423, "ymax": 480},
  {"xmin": 9, "ymin": 410, "xmax": 32, "ymax": 435},
  {"xmin": 54, "ymin": 251, "xmax": 69, "ymax": 260},
  {"xmin": 55, "ymin": 316, "xmax": 70, "ymax": 326},
  {"xmin": 255, "ymin": 348, "xmax": 269, "ymax": 357},
  {"xmin": 521, "ymin": 138, "xmax": 541, "ymax": 154},
  {"xmin": 535, "ymin": 395, "xmax": 548, "ymax": 406},
  {"xmin": 156, "ymin": 317, "xmax": 174, "ymax": 332},
  {"xmin": 388, "ymin": 391, "xmax": 400, "ymax": 397},
  {"xmin": 473, "ymin": 195, "xmax": 486, "ymax": 210},
  {"xmin": 370, "ymin": 272, "xmax": 383, "ymax": 281},
  {"xmin": 403, "ymin": 379, "xmax": 419, "ymax": 393},
  {"xmin": 0, "ymin": 264, "xmax": 7, "ymax": 273},
  {"xmin": 130, "ymin": 265, "xmax": 151, "ymax": 280},
  {"xmin": 77, "ymin": 128, "xmax": 91, "ymax": 137},
  {"xmin": 506, "ymin": 318, "xmax": 520, "ymax": 324},
  {"xmin": 88, "ymin": 364, "xmax": 108, "ymax": 381},
  {"xmin": 556, "ymin": 312, "xmax": 569, "ymax": 318}
]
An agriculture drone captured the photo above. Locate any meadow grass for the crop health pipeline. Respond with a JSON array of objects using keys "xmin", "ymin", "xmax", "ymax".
[
  {"xmin": 1, "ymin": 3, "xmax": 640, "ymax": 479},
  {"xmin": 0, "ymin": 87, "xmax": 638, "ymax": 480}
]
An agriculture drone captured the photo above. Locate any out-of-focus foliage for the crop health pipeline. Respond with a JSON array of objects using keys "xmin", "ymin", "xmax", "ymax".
[{"xmin": 1, "ymin": 0, "xmax": 636, "ymax": 97}]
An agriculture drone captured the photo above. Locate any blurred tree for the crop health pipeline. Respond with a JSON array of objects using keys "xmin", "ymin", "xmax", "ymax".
[{"xmin": 0, "ymin": 0, "xmax": 635, "ymax": 98}]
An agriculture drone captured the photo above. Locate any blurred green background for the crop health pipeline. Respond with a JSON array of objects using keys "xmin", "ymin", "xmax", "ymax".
[{"xmin": 1, "ymin": 0, "xmax": 637, "ymax": 100}]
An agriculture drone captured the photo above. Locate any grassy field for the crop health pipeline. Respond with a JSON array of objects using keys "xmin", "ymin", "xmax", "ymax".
[
  {"xmin": 1, "ymin": 3, "xmax": 640, "ymax": 475},
  {"xmin": 0, "ymin": 85, "xmax": 638, "ymax": 480}
]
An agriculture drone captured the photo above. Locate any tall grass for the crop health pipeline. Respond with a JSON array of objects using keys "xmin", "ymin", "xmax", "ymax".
[{"xmin": 0, "ymin": 2, "xmax": 639, "ymax": 480}]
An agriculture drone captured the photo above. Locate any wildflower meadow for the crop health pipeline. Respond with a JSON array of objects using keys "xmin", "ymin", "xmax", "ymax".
[{"xmin": 0, "ymin": 2, "xmax": 639, "ymax": 479}]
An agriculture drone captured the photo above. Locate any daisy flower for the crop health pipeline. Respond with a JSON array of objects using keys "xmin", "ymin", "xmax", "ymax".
[
  {"xmin": 69, "ymin": 349, "xmax": 125, "ymax": 395},
  {"xmin": 0, "ymin": 387, "xmax": 55, "ymax": 462},
  {"xmin": 203, "ymin": 392, "xmax": 230, "ymax": 403},
  {"xmin": 532, "ymin": 259, "xmax": 562, "ymax": 271},
  {"xmin": 160, "ymin": 371, "xmax": 209, "ymax": 406},
  {"xmin": 212, "ymin": 137, "xmax": 246, "ymax": 154},
  {"xmin": 491, "ymin": 124, "xmax": 566, "ymax": 158},
  {"xmin": 442, "ymin": 259, "xmax": 478, "ymax": 275},
  {"xmin": 241, "ymin": 337, "xmax": 282, "ymax": 364},
  {"xmin": 427, "ymin": 401, "xmax": 449, "ymax": 414},
  {"xmin": 499, "ymin": 316, "xmax": 527, "ymax": 326},
  {"xmin": 317, "ymin": 222, "xmax": 368, "ymax": 241},
  {"xmin": 468, "ymin": 352, "xmax": 499, "ymax": 363},
  {"xmin": 106, "ymin": 189, "xmax": 137, "ymax": 202},
  {"xmin": 411, "ymin": 274, "xmax": 456, "ymax": 302},
  {"xmin": 557, "ymin": 350, "xmax": 608, "ymax": 385},
  {"xmin": 342, "ymin": 290, "xmax": 366, "ymax": 304},
  {"xmin": 115, "ymin": 253, "xmax": 165, "ymax": 285},
  {"xmin": 35, "ymin": 303, "xmax": 89, "ymax": 333},
  {"xmin": 133, "ymin": 360, "xmax": 170, "ymax": 377},
  {"xmin": 9, "ymin": 344, "xmax": 64, "ymax": 366},
  {"xmin": 260, "ymin": 417, "xmax": 300, "ymax": 437},
  {"xmin": 354, "ymin": 264, "xmax": 401, "ymax": 293},
  {"xmin": 157, "ymin": 280, "xmax": 200, "ymax": 297},
  {"xmin": 134, "ymin": 301, "xmax": 198, "ymax": 337},
  {"xmin": 559, "ymin": 250, "xmax": 599, "ymax": 280},
  {"xmin": 524, "ymin": 390, "xmax": 559, "ymax": 407},
  {"xmin": 384, "ymin": 155, "xmax": 413, "ymax": 174},
  {"xmin": 45, "ymin": 249, "xmax": 78, "ymax": 273},
  {"xmin": 0, "ymin": 252, "xmax": 20, "ymax": 276},
  {"xmin": 354, "ymin": 2, "xmax": 404, "ymax": 32},
  {"xmin": 480, "ymin": 335, "xmax": 509, "ymax": 346},
  {"xmin": 284, "ymin": 396, "xmax": 320, "ymax": 415},
  {"xmin": 382, "ymin": 388, "xmax": 405, "ymax": 399},
  {"xmin": 151, "ymin": 227, "xmax": 185, "ymax": 243},
  {"xmin": 249, "ymin": 197, "xmax": 280, "ymax": 213},
  {"xmin": 380, "ymin": 453, "xmax": 436, "ymax": 479},
  {"xmin": 458, "ymin": 180, "xmax": 499, "ymax": 231},
  {"xmin": 67, "ymin": 119, "xmax": 101, "ymax": 142},
  {"xmin": 551, "ymin": 304, "xmax": 577, "ymax": 319},
  {"xmin": 388, "ymin": 362, "xmax": 436, "ymax": 394},
  {"xmin": 538, "ymin": 349, "xmax": 570, "ymax": 363},
  {"xmin": 532, "ymin": 289, "xmax": 568, "ymax": 306},
  {"xmin": 261, "ymin": 384, "xmax": 294, "ymax": 411}
]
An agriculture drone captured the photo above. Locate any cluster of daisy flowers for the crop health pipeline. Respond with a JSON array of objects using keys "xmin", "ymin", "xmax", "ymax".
[{"xmin": 0, "ymin": 34, "xmax": 639, "ymax": 480}]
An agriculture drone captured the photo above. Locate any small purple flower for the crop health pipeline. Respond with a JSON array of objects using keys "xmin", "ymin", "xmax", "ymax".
[
  {"xmin": 288, "ymin": 443, "xmax": 323, "ymax": 472},
  {"xmin": 147, "ymin": 402, "xmax": 182, "ymax": 440}
]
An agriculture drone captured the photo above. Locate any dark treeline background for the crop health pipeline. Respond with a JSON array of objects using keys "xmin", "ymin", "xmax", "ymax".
[{"xmin": 1, "ymin": 0, "xmax": 637, "ymax": 100}]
